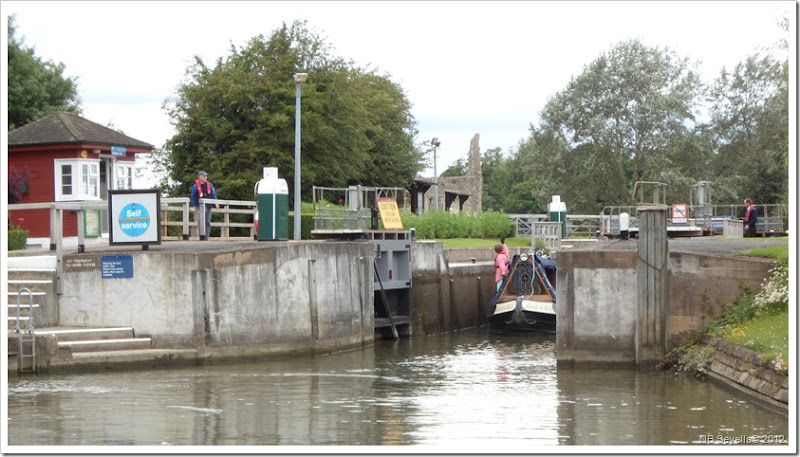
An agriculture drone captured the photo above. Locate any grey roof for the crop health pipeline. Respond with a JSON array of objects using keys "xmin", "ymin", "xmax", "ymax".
[{"xmin": 8, "ymin": 112, "xmax": 154, "ymax": 150}]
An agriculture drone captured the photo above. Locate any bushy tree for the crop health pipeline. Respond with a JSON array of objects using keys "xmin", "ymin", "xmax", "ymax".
[
  {"xmin": 159, "ymin": 21, "xmax": 424, "ymax": 201},
  {"xmin": 7, "ymin": 15, "xmax": 81, "ymax": 130},
  {"xmin": 521, "ymin": 40, "xmax": 704, "ymax": 213},
  {"xmin": 706, "ymin": 54, "xmax": 788, "ymax": 205}
]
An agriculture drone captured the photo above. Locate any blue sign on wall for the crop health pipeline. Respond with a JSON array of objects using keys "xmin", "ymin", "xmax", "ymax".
[
  {"xmin": 111, "ymin": 145, "xmax": 127, "ymax": 156},
  {"xmin": 101, "ymin": 255, "xmax": 134, "ymax": 278}
]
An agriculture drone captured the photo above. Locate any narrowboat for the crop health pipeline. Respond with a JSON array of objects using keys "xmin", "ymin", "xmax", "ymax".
[{"xmin": 487, "ymin": 253, "xmax": 557, "ymax": 333}]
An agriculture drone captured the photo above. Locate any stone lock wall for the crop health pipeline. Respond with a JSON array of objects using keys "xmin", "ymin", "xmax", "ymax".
[{"xmin": 702, "ymin": 335, "xmax": 788, "ymax": 410}]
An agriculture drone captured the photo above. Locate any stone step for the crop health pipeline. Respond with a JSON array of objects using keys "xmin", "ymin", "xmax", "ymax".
[
  {"xmin": 7, "ymin": 268, "xmax": 57, "ymax": 282},
  {"xmin": 58, "ymin": 337, "xmax": 153, "ymax": 353},
  {"xmin": 37, "ymin": 327, "xmax": 138, "ymax": 342},
  {"xmin": 8, "ymin": 279, "xmax": 53, "ymax": 293}
]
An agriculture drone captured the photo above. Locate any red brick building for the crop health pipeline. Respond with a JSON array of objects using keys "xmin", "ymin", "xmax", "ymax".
[{"xmin": 8, "ymin": 112, "xmax": 154, "ymax": 240}]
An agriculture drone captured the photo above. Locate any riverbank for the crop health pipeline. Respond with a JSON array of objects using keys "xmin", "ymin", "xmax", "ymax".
[{"xmin": 659, "ymin": 243, "xmax": 789, "ymax": 414}]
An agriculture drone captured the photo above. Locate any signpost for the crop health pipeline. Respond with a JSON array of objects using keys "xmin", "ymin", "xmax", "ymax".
[
  {"xmin": 376, "ymin": 198, "xmax": 403, "ymax": 230},
  {"xmin": 671, "ymin": 203, "xmax": 688, "ymax": 224},
  {"xmin": 109, "ymin": 189, "xmax": 161, "ymax": 249}
]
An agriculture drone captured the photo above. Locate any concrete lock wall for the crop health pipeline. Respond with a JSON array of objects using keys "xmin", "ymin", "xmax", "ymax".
[
  {"xmin": 410, "ymin": 242, "xmax": 496, "ymax": 335},
  {"xmin": 58, "ymin": 242, "xmax": 374, "ymax": 358},
  {"xmin": 556, "ymin": 251, "xmax": 639, "ymax": 365},
  {"xmin": 667, "ymin": 252, "xmax": 773, "ymax": 347},
  {"xmin": 557, "ymin": 250, "xmax": 776, "ymax": 366}
]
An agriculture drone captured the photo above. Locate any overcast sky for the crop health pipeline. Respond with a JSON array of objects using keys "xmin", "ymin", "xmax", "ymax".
[{"xmin": 2, "ymin": 1, "xmax": 794, "ymax": 184}]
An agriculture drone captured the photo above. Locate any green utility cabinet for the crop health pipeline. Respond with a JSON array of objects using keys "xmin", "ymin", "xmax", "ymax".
[
  {"xmin": 548, "ymin": 195, "xmax": 567, "ymax": 239},
  {"xmin": 255, "ymin": 167, "xmax": 289, "ymax": 240}
]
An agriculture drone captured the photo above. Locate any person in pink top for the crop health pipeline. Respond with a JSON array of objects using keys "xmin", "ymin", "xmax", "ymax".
[
  {"xmin": 499, "ymin": 236, "xmax": 510, "ymax": 258},
  {"xmin": 494, "ymin": 243, "xmax": 509, "ymax": 291}
]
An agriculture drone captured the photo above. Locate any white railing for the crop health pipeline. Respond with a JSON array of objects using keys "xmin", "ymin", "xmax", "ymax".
[
  {"xmin": 8, "ymin": 198, "xmax": 258, "ymax": 249},
  {"xmin": 509, "ymin": 214, "xmax": 601, "ymax": 238},
  {"xmin": 723, "ymin": 219, "xmax": 744, "ymax": 238},
  {"xmin": 531, "ymin": 222, "xmax": 562, "ymax": 250}
]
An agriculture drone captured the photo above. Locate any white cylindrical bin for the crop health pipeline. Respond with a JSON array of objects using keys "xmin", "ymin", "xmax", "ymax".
[{"xmin": 620, "ymin": 212, "xmax": 630, "ymax": 240}]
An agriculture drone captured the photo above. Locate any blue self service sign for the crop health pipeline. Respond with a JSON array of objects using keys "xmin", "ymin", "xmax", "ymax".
[
  {"xmin": 109, "ymin": 190, "xmax": 161, "ymax": 246},
  {"xmin": 101, "ymin": 255, "xmax": 134, "ymax": 278}
]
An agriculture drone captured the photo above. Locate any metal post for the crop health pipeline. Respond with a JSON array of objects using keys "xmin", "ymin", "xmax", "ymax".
[
  {"xmin": 431, "ymin": 138, "xmax": 440, "ymax": 212},
  {"xmin": 293, "ymin": 73, "xmax": 308, "ymax": 240},
  {"xmin": 434, "ymin": 145, "xmax": 438, "ymax": 212}
]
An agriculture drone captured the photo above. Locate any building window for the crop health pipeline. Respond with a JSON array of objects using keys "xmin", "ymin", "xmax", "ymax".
[
  {"xmin": 61, "ymin": 164, "xmax": 73, "ymax": 196},
  {"xmin": 55, "ymin": 159, "xmax": 101, "ymax": 201},
  {"xmin": 82, "ymin": 162, "xmax": 99, "ymax": 197},
  {"xmin": 116, "ymin": 163, "xmax": 133, "ymax": 190}
]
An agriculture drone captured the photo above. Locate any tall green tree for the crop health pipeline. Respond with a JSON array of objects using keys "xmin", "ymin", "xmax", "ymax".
[
  {"xmin": 7, "ymin": 15, "xmax": 81, "ymax": 130},
  {"xmin": 523, "ymin": 40, "xmax": 703, "ymax": 213},
  {"xmin": 158, "ymin": 21, "xmax": 423, "ymax": 201},
  {"xmin": 706, "ymin": 53, "xmax": 788, "ymax": 205}
]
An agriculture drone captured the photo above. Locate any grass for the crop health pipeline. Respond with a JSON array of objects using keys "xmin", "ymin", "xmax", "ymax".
[
  {"xmin": 440, "ymin": 237, "xmax": 532, "ymax": 249},
  {"xmin": 702, "ymin": 243, "xmax": 789, "ymax": 371},
  {"xmin": 737, "ymin": 244, "xmax": 789, "ymax": 263},
  {"xmin": 709, "ymin": 309, "xmax": 788, "ymax": 370}
]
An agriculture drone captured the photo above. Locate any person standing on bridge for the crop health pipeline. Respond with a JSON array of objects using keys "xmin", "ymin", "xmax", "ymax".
[
  {"xmin": 494, "ymin": 243, "xmax": 509, "ymax": 292},
  {"xmin": 743, "ymin": 198, "xmax": 758, "ymax": 238},
  {"xmin": 191, "ymin": 170, "xmax": 219, "ymax": 240}
]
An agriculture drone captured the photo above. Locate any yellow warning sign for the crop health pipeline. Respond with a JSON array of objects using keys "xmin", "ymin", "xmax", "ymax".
[{"xmin": 377, "ymin": 198, "xmax": 404, "ymax": 230}]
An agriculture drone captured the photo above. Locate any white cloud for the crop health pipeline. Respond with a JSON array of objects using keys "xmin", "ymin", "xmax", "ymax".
[{"xmin": 4, "ymin": 1, "xmax": 793, "ymax": 178}]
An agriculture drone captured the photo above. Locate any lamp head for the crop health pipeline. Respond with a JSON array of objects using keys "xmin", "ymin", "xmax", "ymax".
[
  {"xmin": 294, "ymin": 73, "xmax": 309, "ymax": 83},
  {"xmin": 431, "ymin": 138, "xmax": 441, "ymax": 147}
]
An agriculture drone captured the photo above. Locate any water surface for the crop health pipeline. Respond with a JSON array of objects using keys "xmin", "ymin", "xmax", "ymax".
[{"xmin": 6, "ymin": 329, "xmax": 789, "ymax": 450}]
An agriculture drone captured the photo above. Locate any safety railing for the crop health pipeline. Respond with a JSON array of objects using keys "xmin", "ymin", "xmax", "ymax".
[
  {"xmin": 8, "ymin": 198, "xmax": 259, "ymax": 248},
  {"xmin": 312, "ymin": 186, "xmax": 411, "ymax": 232},
  {"xmin": 531, "ymin": 222, "xmax": 562, "ymax": 250},
  {"xmin": 510, "ymin": 214, "xmax": 603, "ymax": 238}
]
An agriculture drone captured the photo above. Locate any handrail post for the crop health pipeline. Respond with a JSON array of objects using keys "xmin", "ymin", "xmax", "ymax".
[
  {"xmin": 77, "ymin": 209, "xmax": 86, "ymax": 253},
  {"xmin": 198, "ymin": 199, "xmax": 206, "ymax": 239},
  {"xmin": 182, "ymin": 200, "xmax": 190, "ymax": 240},
  {"xmin": 223, "ymin": 203, "xmax": 230, "ymax": 238},
  {"xmin": 49, "ymin": 205, "xmax": 58, "ymax": 251}
]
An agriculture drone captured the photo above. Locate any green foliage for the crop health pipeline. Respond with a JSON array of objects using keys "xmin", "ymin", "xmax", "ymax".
[
  {"xmin": 523, "ymin": 40, "xmax": 703, "ymax": 213},
  {"xmin": 157, "ymin": 20, "xmax": 424, "ymax": 200},
  {"xmin": 439, "ymin": 237, "xmax": 530, "ymax": 249},
  {"xmin": 401, "ymin": 210, "xmax": 514, "ymax": 240},
  {"xmin": 737, "ymin": 243, "xmax": 789, "ymax": 263},
  {"xmin": 665, "ymin": 343, "xmax": 717, "ymax": 377},
  {"xmin": 8, "ymin": 228, "xmax": 28, "ymax": 251},
  {"xmin": 440, "ymin": 159, "xmax": 467, "ymax": 177},
  {"xmin": 715, "ymin": 311, "xmax": 788, "ymax": 371},
  {"xmin": 7, "ymin": 15, "xmax": 81, "ymax": 130},
  {"xmin": 288, "ymin": 214, "xmax": 314, "ymax": 239},
  {"xmin": 707, "ymin": 54, "xmax": 789, "ymax": 205},
  {"xmin": 702, "ymin": 260, "xmax": 789, "ymax": 368}
]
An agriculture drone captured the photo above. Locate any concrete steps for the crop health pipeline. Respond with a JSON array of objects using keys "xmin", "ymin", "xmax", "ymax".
[
  {"xmin": 39, "ymin": 326, "xmax": 153, "ymax": 352},
  {"xmin": 9, "ymin": 326, "xmax": 199, "ymax": 375}
]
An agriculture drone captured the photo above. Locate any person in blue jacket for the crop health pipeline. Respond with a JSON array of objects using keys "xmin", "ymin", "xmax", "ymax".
[
  {"xmin": 190, "ymin": 170, "xmax": 219, "ymax": 240},
  {"xmin": 743, "ymin": 198, "xmax": 758, "ymax": 238}
]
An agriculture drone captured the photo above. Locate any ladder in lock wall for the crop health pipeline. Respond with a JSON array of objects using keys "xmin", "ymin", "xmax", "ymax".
[{"xmin": 13, "ymin": 288, "xmax": 36, "ymax": 373}]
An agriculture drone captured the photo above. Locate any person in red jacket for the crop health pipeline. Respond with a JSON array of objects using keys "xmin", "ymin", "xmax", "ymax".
[
  {"xmin": 190, "ymin": 171, "xmax": 220, "ymax": 240},
  {"xmin": 743, "ymin": 198, "xmax": 758, "ymax": 238}
]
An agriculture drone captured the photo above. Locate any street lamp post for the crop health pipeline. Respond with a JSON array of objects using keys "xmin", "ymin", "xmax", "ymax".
[
  {"xmin": 293, "ymin": 72, "xmax": 308, "ymax": 241},
  {"xmin": 431, "ymin": 137, "xmax": 441, "ymax": 212}
]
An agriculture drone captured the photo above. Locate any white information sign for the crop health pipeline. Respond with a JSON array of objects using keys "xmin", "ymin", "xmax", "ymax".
[{"xmin": 109, "ymin": 190, "xmax": 162, "ymax": 245}]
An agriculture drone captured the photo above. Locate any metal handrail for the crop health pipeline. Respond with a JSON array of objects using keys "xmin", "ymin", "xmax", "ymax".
[{"xmin": 14, "ymin": 288, "xmax": 36, "ymax": 373}]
